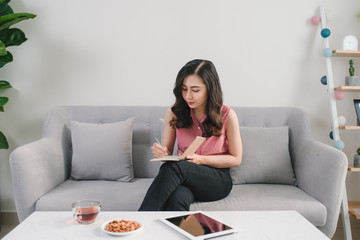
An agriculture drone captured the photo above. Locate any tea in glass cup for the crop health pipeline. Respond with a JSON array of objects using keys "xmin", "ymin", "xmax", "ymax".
[{"xmin": 72, "ymin": 200, "xmax": 101, "ymax": 224}]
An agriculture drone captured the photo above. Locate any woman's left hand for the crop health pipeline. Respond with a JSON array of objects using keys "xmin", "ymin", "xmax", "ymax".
[{"xmin": 186, "ymin": 154, "xmax": 203, "ymax": 165}]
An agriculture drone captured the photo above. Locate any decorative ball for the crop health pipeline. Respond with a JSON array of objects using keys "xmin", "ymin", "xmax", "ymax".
[
  {"xmin": 321, "ymin": 76, "xmax": 327, "ymax": 85},
  {"xmin": 334, "ymin": 91, "xmax": 345, "ymax": 100},
  {"xmin": 337, "ymin": 115, "xmax": 346, "ymax": 126},
  {"xmin": 333, "ymin": 140, "xmax": 345, "ymax": 150},
  {"xmin": 321, "ymin": 28, "xmax": 331, "ymax": 38},
  {"xmin": 329, "ymin": 131, "xmax": 333, "ymax": 140},
  {"xmin": 310, "ymin": 16, "xmax": 321, "ymax": 25},
  {"xmin": 323, "ymin": 48, "xmax": 333, "ymax": 57}
]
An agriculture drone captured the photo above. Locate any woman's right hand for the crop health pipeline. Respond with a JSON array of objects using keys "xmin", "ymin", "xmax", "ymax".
[{"xmin": 151, "ymin": 143, "xmax": 169, "ymax": 158}]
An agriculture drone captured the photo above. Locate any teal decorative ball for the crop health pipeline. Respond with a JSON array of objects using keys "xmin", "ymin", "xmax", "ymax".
[
  {"xmin": 329, "ymin": 131, "xmax": 333, "ymax": 140},
  {"xmin": 333, "ymin": 140, "xmax": 344, "ymax": 150},
  {"xmin": 323, "ymin": 48, "xmax": 333, "ymax": 57},
  {"xmin": 321, "ymin": 76, "xmax": 327, "ymax": 85},
  {"xmin": 321, "ymin": 28, "xmax": 331, "ymax": 38}
]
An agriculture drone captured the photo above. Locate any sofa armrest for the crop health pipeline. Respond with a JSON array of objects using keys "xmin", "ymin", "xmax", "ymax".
[
  {"xmin": 294, "ymin": 138, "xmax": 348, "ymax": 237},
  {"xmin": 9, "ymin": 137, "xmax": 67, "ymax": 222}
]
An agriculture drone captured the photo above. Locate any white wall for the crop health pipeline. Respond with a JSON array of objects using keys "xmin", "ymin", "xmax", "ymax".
[{"xmin": 0, "ymin": 0, "xmax": 360, "ymax": 212}]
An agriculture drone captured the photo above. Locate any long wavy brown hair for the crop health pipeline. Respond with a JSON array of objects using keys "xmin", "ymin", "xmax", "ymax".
[{"xmin": 170, "ymin": 59, "xmax": 223, "ymax": 137}]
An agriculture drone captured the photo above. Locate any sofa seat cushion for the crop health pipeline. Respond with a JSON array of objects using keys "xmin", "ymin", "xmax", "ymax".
[
  {"xmin": 36, "ymin": 181, "xmax": 326, "ymax": 228},
  {"xmin": 35, "ymin": 179, "xmax": 154, "ymax": 211},
  {"xmin": 190, "ymin": 184, "xmax": 326, "ymax": 227}
]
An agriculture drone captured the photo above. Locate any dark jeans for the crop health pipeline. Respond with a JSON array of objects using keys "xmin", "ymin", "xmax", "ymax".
[{"xmin": 138, "ymin": 160, "xmax": 233, "ymax": 211}]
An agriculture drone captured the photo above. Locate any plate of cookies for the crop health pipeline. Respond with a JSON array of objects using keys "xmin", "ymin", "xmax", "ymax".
[{"xmin": 101, "ymin": 219, "xmax": 142, "ymax": 236}]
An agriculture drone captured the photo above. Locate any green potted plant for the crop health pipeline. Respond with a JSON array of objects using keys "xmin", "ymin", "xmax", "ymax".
[
  {"xmin": 354, "ymin": 147, "xmax": 360, "ymax": 167},
  {"xmin": 345, "ymin": 59, "xmax": 359, "ymax": 86},
  {"xmin": 0, "ymin": 0, "xmax": 36, "ymax": 149}
]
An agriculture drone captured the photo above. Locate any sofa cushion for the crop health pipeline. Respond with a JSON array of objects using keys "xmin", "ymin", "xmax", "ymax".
[
  {"xmin": 36, "ymin": 181, "xmax": 326, "ymax": 227},
  {"xmin": 36, "ymin": 179, "xmax": 154, "ymax": 211},
  {"xmin": 190, "ymin": 184, "xmax": 327, "ymax": 227},
  {"xmin": 230, "ymin": 126, "xmax": 296, "ymax": 185},
  {"xmin": 70, "ymin": 118, "xmax": 135, "ymax": 181}
]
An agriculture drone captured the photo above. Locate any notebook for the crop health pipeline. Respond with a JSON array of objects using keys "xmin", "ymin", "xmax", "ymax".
[{"xmin": 150, "ymin": 136, "xmax": 206, "ymax": 162}]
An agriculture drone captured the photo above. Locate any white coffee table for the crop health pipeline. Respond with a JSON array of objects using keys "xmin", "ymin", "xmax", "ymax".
[{"xmin": 3, "ymin": 211, "xmax": 329, "ymax": 240}]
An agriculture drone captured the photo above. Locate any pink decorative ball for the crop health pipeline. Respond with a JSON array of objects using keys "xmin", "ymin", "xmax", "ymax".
[
  {"xmin": 311, "ymin": 16, "xmax": 321, "ymax": 25},
  {"xmin": 334, "ymin": 91, "xmax": 345, "ymax": 100}
]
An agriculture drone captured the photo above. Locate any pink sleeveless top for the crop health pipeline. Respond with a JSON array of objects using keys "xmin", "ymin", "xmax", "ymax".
[{"xmin": 175, "ymin": 105, "xmax": 230, "ymax": 156}]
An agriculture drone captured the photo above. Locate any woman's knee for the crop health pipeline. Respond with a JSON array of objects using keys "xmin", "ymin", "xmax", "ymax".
[{"xmin": 165, "ymin": 186, "xmax": 195, "ymax": 211}]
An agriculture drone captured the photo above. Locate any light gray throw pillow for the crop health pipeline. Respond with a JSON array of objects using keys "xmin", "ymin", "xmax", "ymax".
[
  {"xmin": 70, "ymin": 118, "xmax": 135, "ymax": 181},
  {"xmin": 230, "ymin": 126, "xmax": 296, "ymax": 185}
]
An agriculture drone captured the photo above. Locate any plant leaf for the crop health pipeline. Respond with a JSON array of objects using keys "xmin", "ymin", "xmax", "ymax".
[
  {"xmin": 0, "ymin": 96, "xmax": 8, "ymax": 106},
  {"xmin": 0, "ymin": 13, "xmax": 36, "ymax": 31},
  {"xmin": 0, "ymin": 39, "xmax": 6, "ymax": 56},
  {"xmin": 0, "ymin": 50, "xmax": 12, "ymax": 68},
  {"xmin": 0, "ymin": 130, "xmax": 9, "ymax": 149},
  {"xmin": 0, "ymin": 2, "xmax": 12, "ymax": 17},
  {"xmin": 0, "ymin": 0, "xmax": 11, "ymax": 5},
  {"xmin": 0, "ymin": 28, "xmax": 26, "ymax": 47},
  {"xmin": 0, "ymin": 80, "xmax": 11, "ymax": 89}
]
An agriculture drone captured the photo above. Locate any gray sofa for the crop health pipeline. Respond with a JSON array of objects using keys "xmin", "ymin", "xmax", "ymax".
[{"xmin": 9, "ymin": 106, "xmax": 347, "ymax": 238}]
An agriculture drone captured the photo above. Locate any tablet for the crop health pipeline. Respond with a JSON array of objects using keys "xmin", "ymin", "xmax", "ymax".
[{"xmin": 159, "ymin": 211, "xmax": 239, "ymax": 239}]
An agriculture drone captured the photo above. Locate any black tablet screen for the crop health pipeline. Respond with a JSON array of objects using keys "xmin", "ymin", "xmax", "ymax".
[{"xmin": 165, "ymin": 212, "xmax": 232, "ymax": 237}]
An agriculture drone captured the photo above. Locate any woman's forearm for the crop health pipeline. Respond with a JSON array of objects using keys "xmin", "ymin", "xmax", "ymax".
[{"xmin": 188, "ymin": 154, "xmax": 241, "ymax": 168}]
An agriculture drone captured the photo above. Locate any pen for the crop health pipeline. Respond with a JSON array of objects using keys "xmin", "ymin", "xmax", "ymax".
[
  {"xmin": 154, "ymin": 138, "xmax": 168, "ymax": 154},
  {"xmin": 154, "ymin": 137, "xmax": 162, "ymax": 146}
]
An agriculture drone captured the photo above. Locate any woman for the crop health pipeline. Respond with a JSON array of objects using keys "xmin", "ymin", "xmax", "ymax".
[{"xmin": 139, "ymin": 59, "xmax": 242, "ymax": 211}]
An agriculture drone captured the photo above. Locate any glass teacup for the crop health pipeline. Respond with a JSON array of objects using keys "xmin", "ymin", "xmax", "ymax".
[{"xmin": 72, "ymin": 200, "xmax": 101, "ymax": 224}]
